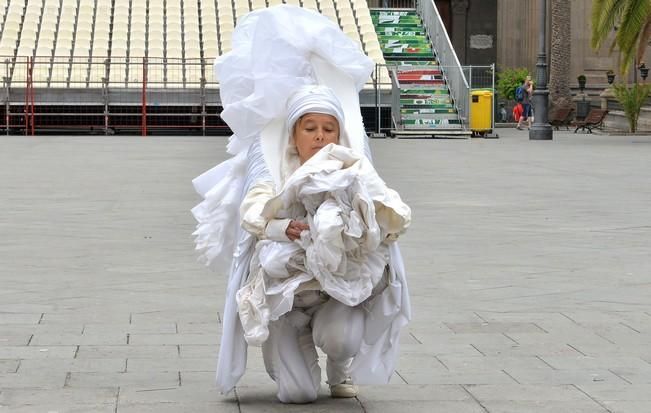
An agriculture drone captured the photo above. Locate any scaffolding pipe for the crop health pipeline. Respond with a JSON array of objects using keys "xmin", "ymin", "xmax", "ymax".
[{"xmin": 141, "ymin": 58, "xmax": 148, "ymax": 136}]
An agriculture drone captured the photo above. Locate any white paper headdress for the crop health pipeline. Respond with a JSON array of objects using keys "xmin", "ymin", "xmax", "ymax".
[{"xmin": 214, "ymin": 4, "xmax": 374, "ymax": 178}]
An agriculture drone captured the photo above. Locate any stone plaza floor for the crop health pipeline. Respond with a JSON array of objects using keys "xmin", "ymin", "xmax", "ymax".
[{"xmin": 1, "ymin": 128, "xmax": 650, "ymax": 412}]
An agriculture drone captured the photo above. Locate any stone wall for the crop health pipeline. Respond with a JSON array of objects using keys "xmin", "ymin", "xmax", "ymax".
[{"xmin": 494, "ymin": 0, "xmax": 651, "ymax": 87}]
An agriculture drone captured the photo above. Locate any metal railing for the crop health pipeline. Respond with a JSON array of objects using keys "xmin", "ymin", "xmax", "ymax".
[
  {"xmin": 417, "ymin": 0, "xmax": 469, "ymax": 126},
  {"xmin": 389, "ymin": 66, "xmax": 401, "ymax": 129},
  {"xmin": 0, "ymin": 55, "xmax": 226, "ymax": 135}
]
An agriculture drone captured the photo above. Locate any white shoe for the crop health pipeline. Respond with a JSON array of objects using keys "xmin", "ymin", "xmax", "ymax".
[{"xmin": 329, "ymin": 378, "xmax": 358, "ymax": 398}]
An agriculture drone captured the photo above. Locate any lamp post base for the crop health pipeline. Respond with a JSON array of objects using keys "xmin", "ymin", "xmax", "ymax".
[{"xmin": 529, "ymin": 123, "xmax": 553, "ymax": 140}]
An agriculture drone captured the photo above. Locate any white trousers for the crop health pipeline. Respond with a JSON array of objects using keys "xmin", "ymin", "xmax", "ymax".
[{"xmin": 261, "ymin": 296, "xmax": 365, "ymax": 403}]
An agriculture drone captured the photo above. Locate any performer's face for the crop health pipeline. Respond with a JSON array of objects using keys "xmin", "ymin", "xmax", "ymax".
[{"xmin": 293, "ymin": 113, "xmax": 340, "ymax": 164}]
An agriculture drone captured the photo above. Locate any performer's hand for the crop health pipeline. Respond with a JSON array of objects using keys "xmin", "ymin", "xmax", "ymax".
[{"xmin": 286, "ymin": 220, "xmax": 309, "ymax": 241}]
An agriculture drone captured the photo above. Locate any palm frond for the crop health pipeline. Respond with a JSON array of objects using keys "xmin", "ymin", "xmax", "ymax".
[
  {"xmin": 635, "ymin": 16, "xmax": 651, "ymax": 64},
  {"xmin": 591, "ymin": 0, "xmax": 627, "ymax": 49},
  {"xmin": 592, "ymin": 0, "xmax": 651, "ymax": 74}
]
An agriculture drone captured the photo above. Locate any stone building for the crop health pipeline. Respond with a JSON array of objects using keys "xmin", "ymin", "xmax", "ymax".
[{"xmin": 429, "ymin": 0, "xmax": 646, "ymax": 86}]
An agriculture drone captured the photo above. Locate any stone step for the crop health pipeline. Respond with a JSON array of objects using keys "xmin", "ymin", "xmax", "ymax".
[
  {"xmin": 401, "ymin": 112, "xmax": 457, "ymax": 120},
  {"xmin": 401, "ymin": 105, "xmax": 453, "ymax": 112},
  {"xmin": 402, "ymin": 118, "xmax": 463, "ymax": 128},
  {"xmin": 379, "ymin": 35, "xmax": 428, "ymax": 42},
  {"xmin": 392, "ymin": 60, "xmax": 439, "ymax": 67},
  {"xmin": 382, "ymin": 43, "xmax": 432, "ymax": 51},
  {"xmin": 397, "ymin": 68, "xmax": 442, "ymax": 75},
  {"xmin": 401, "ymin": 92, "xmax": 450, "ymax": 100},
  {"xmin": 383, "ymin": 51, "xmax": 435, "ymax": 58},
  {"xmin": 375, "ymin": 29, "xmax": 426, "ymax": 36},
  {"xmin": 401, "ymin": 87, "xmax": 449, "ymax": 94},
  {"xmin": 400, "ymin": 110, "xmax": 459, "ymax": 121},
  {"xmin": 397, "ymin": 78, "xmax": 445, "ymax": 86},
  {"xmin": 397, "ymin": 73, "xmax": 443, "ymax": 82},
  {"xmin": 400, "ymin": 99, "xmax": 452, "ymax": 106}
]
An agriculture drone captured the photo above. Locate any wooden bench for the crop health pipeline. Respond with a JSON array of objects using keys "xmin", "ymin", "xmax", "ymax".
[
  {"xmin": 574, "ymin": 108, "xmax": 608, "ymax": 133},
  {"xmin": 549, "ymin": 106, "xmax": 575, "ymax": 130}
]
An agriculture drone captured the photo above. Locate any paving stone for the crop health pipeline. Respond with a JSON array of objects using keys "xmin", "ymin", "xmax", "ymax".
[
  {"xmin": 75, "ymin": 345, "xmax": 179, "ymax": 359},
  {"xmin": 470, "ymin": 342, "xmax": 584, "ymax": 357},
  {"xmin": 117, "ymin": 402, "xmax": 239, "ymax": 413},
  {"xmin": 30, "ymin": 332, "xmax": 127, "ymax": 346},
  {"xmin": 394, "ymin": 353, "xmax": 449, "ymax": 372},
  {"xmin": 463, "ymin": 384, "xmax": 597, "ymax": 402},
  {"xmin": 1, "ymin": 323, "xmax": 84, "ymax": 335},
  {"xmin": 3, "ymin": 132, "xmax": 651, "ymax": 411},
  {"xmin": 503, "ymin": 367, "xmax": 627, "ymax": 385},
  {"xmin": 356, "ymin": 384, "xmax": 469, "ymax": 401},
  {"xmin": 577, "ymin": 383, "xmax": 651, "ymax": 401},
  {"xmin": 40, "ymin": 312, "xmax": 131, "ymax": 324},
  {"xmin": 0, "ymin": 335, "xmax": 32, "ymax": 346},
  {"xmin": 602, "ymin": 400, "xmax": 651, "ymax": 412},
  {"xmin": 0, "ymin": 388, "xmax": 118, "ymax": 407},
  {"xmin": 178, "ymin": 345, "xmax": 219, "ymax": 359},
  {"xmin": 130, "ymin": 312, "xmax": 220, "ymax": 325},
  {"xmin": 17, "ymin": 358, "xmax": 126, "ymax": 373},
  {"xmin": 128, "ymin": 333, "xmax": 220, "ymax": 345},
  {"xmin": 0, "ymin": 313, "xmax": 42, "ymax": 324},
  {"xmin": 362, "ymin": 400, "xmax": 486, "ymax": 413},
  {"xmin": 180, "ymin": 371, "xmax": 227, "ymax": 389},
  {"xmin": 0, "ymin": 359, "xmax": 19, "ymax": 373},
  {"xmin": 435, "ymin": 355, "xmax": 550, "ymax": 372},
  {"xmin": 540, "ymin": 355, "xmax": 651, "ymax": 370},
  {"xmin": 126, "ymin": 357, "xmax": 214, "ymax": 372},
  {"xmin": 66, "ymin": 372, "xmax": 180, "ymax": 390},
  {"xmin": 0, "ymin": 404, "xmax": 116, "ymax": 413},
  {"xmin": 176, "ymin": 322, "xmax": 222, "ymax": 334},
  {"xmin": 479, "ymin": 400, "xmax": 609, "ymax": 413},
  {"xmin": 118, "ymin": 387, "xmax": 226, "ymax": 404},
  {"xmin": 444, "ymin": 322, "xmax": 545, "ymax": 334},
  {"xmin": 396, "ymin": 369, "xmax": 516, "ymax": 385},
  {"xmin": 0, "ymin": 346, "xmax": 76, "ymax": 359},
  {"xmin": 505, "ymin": 331, "xmax": 615, "ymax": 346},
  {"xmin": 0, "ymin": 371, "xmax": 67, "ymax": 389},
  {"xmin": 82, "ymin": 323, "xmax": 178, "ymax": 335},
  {"xmin": 412, "ymin": 332, "xmax": 523, "ymax": 349},
  {"xmin": 609, "ymin": 364, "xmax": 651, "ymax": 384}
]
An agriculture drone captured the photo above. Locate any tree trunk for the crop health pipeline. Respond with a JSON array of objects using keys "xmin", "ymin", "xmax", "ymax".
[{"xmin": 549, "ymin": 0, "xmax": 573, "ymax": 109}]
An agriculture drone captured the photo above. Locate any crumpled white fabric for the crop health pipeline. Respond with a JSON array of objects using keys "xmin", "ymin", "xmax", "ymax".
[
  {"xmin": 192, "ymin": 5, "xmax": 375, "ymax": 273},
  {"xmin": 191, "ymin": 151, "xmax": 248, "ymax": 270},
  {"xmin": 236, "ymin": 144, "xmax": 410, "ymax": 346}
]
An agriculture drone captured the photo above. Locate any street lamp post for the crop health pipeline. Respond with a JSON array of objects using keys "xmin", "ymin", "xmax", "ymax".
[{"xmin": 529, "ymin": 0, "xmax": 553, "ymax": 140}]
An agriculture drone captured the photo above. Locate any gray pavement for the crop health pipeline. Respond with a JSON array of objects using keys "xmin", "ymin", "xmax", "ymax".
[{"xmin": 1, "ymin": 129, "xmax": 651, "ymax": 412}]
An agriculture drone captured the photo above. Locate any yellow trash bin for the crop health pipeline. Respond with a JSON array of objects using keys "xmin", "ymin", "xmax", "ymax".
[{"xmin": 470, "ymin": 89, "xmax": 493, "ymax": 136}]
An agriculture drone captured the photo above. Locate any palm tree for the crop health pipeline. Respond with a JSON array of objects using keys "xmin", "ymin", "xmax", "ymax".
[
  {"xmin": 591, "ymin": 0, "xmax": 651, "ymax": 74},
  {"xmin": 549, "ymin": 0, "xmax": 573, "ymax": 108}
]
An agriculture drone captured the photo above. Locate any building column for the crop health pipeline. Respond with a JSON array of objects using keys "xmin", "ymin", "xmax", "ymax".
[{"xmin": 450, "ymin": 0, "xmax": 469, "ymax": 64}]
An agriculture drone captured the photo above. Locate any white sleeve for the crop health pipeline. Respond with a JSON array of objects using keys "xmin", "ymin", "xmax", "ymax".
[
  {"xmin": 240, "ymin": 181, "xmax": 273, "ymax": 239},
  {"xmin": 240, "ymin": 182, "xmax": 292, "ymax": 241},
  {"xmin": 265, "ymin": 218, "xmax": 292, "ymax": 242}
]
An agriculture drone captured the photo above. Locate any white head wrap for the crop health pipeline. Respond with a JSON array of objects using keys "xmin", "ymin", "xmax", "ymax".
[
  {"xmin": 286, "ymin": 84, "xmax": 348, "ymax": 145},
  {"xmin": 281, "ymin": 85, "xmax": 348, "ymax": 179}
]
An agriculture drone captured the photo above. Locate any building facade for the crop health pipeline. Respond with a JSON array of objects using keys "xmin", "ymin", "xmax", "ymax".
[{"xmin": 428, "ymin": 0, "xmax": 644, "ymax": 86}]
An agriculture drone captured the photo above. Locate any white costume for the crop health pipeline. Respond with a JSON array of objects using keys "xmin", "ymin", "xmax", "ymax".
[{"xmin": 191, "ymin": 5, "xmax": 412, "ymax": 404}]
